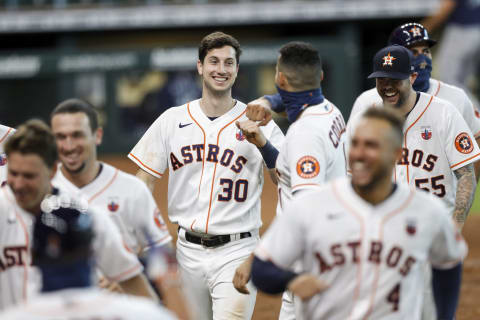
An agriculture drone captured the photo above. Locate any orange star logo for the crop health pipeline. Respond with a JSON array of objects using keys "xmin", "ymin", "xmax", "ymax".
[
  {"xmin": 382, "ymin": 53, "xmax": 396, "ymax": 66},
  {"xmin": 410, "ymin": 26, "xmax": 422, "ymax": 37}
]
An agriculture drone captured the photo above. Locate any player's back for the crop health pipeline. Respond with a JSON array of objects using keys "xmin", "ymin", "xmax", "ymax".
[
  {"xmin": 0, "ymin": 288, "xmax": 177, "ymax": 320},
  {"xmin": 276, "ymin": 99, "xmax": 346, "ymax": 212},
  {"xmin": 0, "ymin": 125, "xmax": 15, "ymax": 184}
]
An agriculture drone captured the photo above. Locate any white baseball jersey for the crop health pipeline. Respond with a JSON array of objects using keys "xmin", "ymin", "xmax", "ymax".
[
  {"xmin": 0, "ymin": 288, "xmax": 177, "ymax": 320},
  {"xmin": 52, "ymin": 163, "xmax": 172, "ymax": 254},
  {"xmin": 256, "ymin": 178, "xmax": 467, "ymax": 320},
  {"xmin": 276, "ymin": 100, "xmax": 347, "ymax": 215},
  {"xmin": 0, "ymin": 185, "xmax": 143, "ymax": 310},
  {"xmin": 346, "ymin": 92, "xmax": 480, "ymax": 214},
  {"xmin": 350, "ymin": 78, "xmax": 480, "ymax": 138},
  {"xmin": 128, "ymin": 99, "xmax": 284, "ymax": 235},
  {"xmin": 0, "ymin": 125, "xmax": 15, "ymax": 185}
]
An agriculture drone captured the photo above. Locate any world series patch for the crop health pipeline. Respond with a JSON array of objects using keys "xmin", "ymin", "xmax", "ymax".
[
  {"xmin": 296, "ymin": 156, "xmax": 320, "ymax": 179},
  {"xmin": 455, "ymin": 132, "xmax": 473, "ymax": 154}
]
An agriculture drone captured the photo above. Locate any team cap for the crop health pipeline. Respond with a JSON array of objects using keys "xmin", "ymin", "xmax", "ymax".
[{"xmin": 368, "ymin": 45, "xmax": 415, "ymax": 80}]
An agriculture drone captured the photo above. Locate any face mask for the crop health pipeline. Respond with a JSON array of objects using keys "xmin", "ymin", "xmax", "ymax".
[
  {"xmin": 412, "ymin": 54, "xmax": 432, "ymax": 92},
  {"xmin": 276, "ymin": 86, "xmax": 325, "ymax": 123}
]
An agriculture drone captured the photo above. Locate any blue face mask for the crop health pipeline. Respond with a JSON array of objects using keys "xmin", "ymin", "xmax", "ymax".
[
  {"xmin": 276, "ymin": 86, "xmax": 325, "ymax": 123},
  {"xmin": 412, "ymin": 54, "xmax": 432, "ymax": 92}
]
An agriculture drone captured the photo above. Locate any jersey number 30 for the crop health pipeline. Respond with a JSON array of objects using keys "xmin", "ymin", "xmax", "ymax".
[{"xmin": 218, "ymin": 178, "xmax": 248, "ymax": 202}]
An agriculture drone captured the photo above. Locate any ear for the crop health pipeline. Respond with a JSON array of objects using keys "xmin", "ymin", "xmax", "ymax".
[
  {"xmin": 409, "ymin": 72, "xmax": 418, "ymax": 85},
  {"xmin": 321, "ymin": 70, "xmax": 324, "ymax": 82},
  {"xmin": 277, "ymin": 71, "xmax": 289, "ymax": 90},
  {"xmin": 95, "ymin": 127, "xmax": 103, "ymax": 146},
  {"xmin": 197, "ymin": 59, "xmax": 203, "ymax": 76}
]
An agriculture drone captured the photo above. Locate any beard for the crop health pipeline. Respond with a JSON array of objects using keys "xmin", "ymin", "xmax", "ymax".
[
  {"xmin": 352, "ymin": 163, "xmax": 392, "ymax": 193},
  {"xmin": 62, "ymin": 161, "xmax": 86, "ymax": 175}
]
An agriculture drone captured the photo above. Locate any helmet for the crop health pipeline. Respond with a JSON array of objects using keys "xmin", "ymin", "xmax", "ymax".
[
  {"xmin": 32, "ymin": 207, "xmax": 94, "ymax": 266},
  {"xmin": 388, "ymin": 22, "xmax": 437, "ymax": 48}
]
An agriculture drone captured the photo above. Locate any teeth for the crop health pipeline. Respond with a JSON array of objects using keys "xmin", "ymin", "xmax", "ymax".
[
  {"xmin": 385, "ymin": 92, "xmax": 396, "ymax": 97},
  {"xmin": 351, "ymin": 162, "xmax": 366, "ymax": 170},
  {"xmin": 214, "ymin": 77, "xmax": 227, "ymax": 82}
]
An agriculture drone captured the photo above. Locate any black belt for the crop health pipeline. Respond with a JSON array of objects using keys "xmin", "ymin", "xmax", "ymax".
[{"xmin": 182, "ymin": 228, "xmax": 252, "ymax": 248}]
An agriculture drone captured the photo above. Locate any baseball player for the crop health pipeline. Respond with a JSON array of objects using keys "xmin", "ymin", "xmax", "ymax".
[
  {"xmin": 251, "ymin": 107, "xmax": 467, "ymax": 320},
  {"xmin": 128, "ymin": 32, "xmax": 284, "ymax": 319},
  {"xmin": 0, "ymin": 119, "xmax": 153, "ymax": 311},
  {"xmin": 350, "ymin": 22, "xmax": 480, "ymax": 179},
  {"xmin": 0, "ymin": 206, "xmax": 178, "ymax": 320},
  {"xmin": 50, "ymin": 99, "xmax": 172, "ymax": 255},
  {"xmin": 347, "ymin": 44, "xmax": 478, "ymax": 320},
  {"xmin": 0, "ymin": 125, "xmax": 14, "ymax": 185},
  {"xmin": 234, "ymin": 41, "xmax": 347, "ymax": 320}
]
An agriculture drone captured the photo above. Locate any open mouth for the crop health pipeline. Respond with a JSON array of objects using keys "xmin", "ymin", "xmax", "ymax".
[
  {"xmin": 213, "ymin": 76, "xmax": 228, "ymax": 84},
  {"xmin": 383, "ymin": 90, "xmax": 398, "ymax": 103}
]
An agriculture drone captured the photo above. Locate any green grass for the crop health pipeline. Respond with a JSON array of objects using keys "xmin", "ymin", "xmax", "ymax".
[{"xmin": 470, "ymin": 186, "xmax": 480, "ymax": 215}]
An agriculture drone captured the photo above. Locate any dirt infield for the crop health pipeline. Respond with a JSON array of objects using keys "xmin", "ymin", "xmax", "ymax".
[{"xmin": 100, "ymin": 155, "xmax": 480, "ymax": 320}]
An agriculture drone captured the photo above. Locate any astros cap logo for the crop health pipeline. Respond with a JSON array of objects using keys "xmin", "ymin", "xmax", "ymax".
[
  {"xmin": 410, "ymin": 26, "xmax": 422, "ymax": 37},
  {"xmin": 382, "ymin": 53, "xmax": 396, "ymax": 66}
]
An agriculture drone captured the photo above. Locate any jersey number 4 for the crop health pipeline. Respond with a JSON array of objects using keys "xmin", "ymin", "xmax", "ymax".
[{"xmin": 218, "ymin": 178, "xmax": 248, "ymax": 202}]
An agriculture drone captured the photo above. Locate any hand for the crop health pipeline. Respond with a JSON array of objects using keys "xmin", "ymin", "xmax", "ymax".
[
  {"xmin": 236, "ymin": 120, "xmax": 267, "ymax": 148},
  {"xmin": 233, "ymin": 256, "xmax": 253, "ymax": 294},
  {"xmin": 98, "ymin": 276, "xmax": 124, "ymax": 293},
  {"xmin": 287, "ymin": 274, "xmax": 328, "ymax": 300},
  {"xmin": 246, "ymin": 98, "xmax": 273, "ymax": 126}
]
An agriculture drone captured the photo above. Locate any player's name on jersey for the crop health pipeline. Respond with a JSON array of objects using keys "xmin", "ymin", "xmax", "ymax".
[
  {"xmin": 316, "ymin": 239, "xmax": 415, "ymax": 276},
  {"xmin": 171, "ymin": 143, "xmax": 248, "ymax": 173},
  {"xmin": 328, "ymin": 114, "xmax": 346, "ymax": 149}
]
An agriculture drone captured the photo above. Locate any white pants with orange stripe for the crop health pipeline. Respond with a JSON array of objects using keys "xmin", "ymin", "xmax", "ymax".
[{"xmin": 176, "ymin": 228, "xmax": 258, "ymax": 320}]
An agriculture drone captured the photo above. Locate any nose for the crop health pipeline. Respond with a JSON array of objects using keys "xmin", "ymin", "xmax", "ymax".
[
  {"xmin": 9, "ymin": 175, "xmax": 25, "ymax": 191},
  {"xmin": 217, "ymin": 62, "xmax": 226, "ymax": 74},
  {"xmin": 60, "ymin": 137, "xmax": 75, "ymax": 152}
]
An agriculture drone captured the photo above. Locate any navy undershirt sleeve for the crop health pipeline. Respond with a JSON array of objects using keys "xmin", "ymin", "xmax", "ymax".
[
  {"xmin": 251, "ymin": 256, "xmax": 298, "ymax": 294},
  {"xmin": 432, "ymin": 263, "xmax": 462, "ymax": 320},
  {"xmin": 258, "ymin": 140, "xmax": 279, "ymax": 169},
  {"xmin": 264, "ymin": 94, "xmax": 285, "ymax": 113}
]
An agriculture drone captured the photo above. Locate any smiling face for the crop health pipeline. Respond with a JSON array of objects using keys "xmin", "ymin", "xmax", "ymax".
[
  {"xmin": 7, "ymin": 152, "xmax": 55, "ymax": 213},
  {"xmin": 51, "ymin": 112, "xmax": 102, "ymax": 176},
  {"xmin": 376, "ymin": 74, "xmax": 416, "ymax": 110},
  {"xmin": 349, "ymin": 118, "xmax": 401, "ymax": 191},
  {"xmin": 197, "ymin": 45, "xmax": 239, "ymax": 95},
  {"xmin": 408, "ymin": 43, "xmax": 432, "ymax": 60}
]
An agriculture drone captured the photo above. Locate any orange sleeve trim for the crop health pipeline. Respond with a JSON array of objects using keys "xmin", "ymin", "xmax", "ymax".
[
  {"xmin": 205, "ymin": 109, "xmax": 247, "ymax": 234},
  {"xmin": 0, "ymin": 127, "xmax": 12, "ymax": 144},
  {"xmin": 292, "ymin": 183, "xmax": 320, "ymax": 189},
  {"xmin": 434, "ymin": 81, "xmax": 441, "ymax": 96},
  {"xmin": 128, "ymin": 153, "xmax": 163, "ymax": 177},
  {"xmin": 450, "ymin": 152, "xmax": 480, "ymax": 169},
  {"xmin": 88, "ymin": 169, "xmax": 119, "ymax": 203},
  {"xmin": 108, "ymin": 263, "xmax": 143, "ymax": 282}
]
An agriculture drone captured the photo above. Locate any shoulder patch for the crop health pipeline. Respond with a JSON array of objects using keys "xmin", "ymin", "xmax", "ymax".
[
  {"xmin": 296, "ymin": 156, "xmax": 320, "ymax": 179},
  {"xmin": 455, "ymin": 132, "xmax": 473, "ymax": 154}
]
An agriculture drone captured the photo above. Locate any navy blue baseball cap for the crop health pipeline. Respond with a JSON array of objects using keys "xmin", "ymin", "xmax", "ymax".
[
  {"xmin": 32, "ymin": 207, "xmax": 94, "ymax": 265},
  {"xmin": 389, "ymin": 22, "xmax": 437, "ymax": 48},
  {"xmin": 368, "ymin": 45, "xmax": 415, "ymax": 80}
]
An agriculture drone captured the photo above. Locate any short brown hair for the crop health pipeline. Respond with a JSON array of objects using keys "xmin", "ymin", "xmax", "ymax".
[
  {"xmin": 5, "ymin": 119, "xmax": 57, "ymax": 168},
  {"xmin": 361, "ymin": 107, "xmax": 405, "ymax": 146},
  {"xmin": 198, "ymin": 31, "xmax": 242, "ymax": 64},
  {"xmin": 51, "ymin": 98, "xmax": 99, "ymax": 133}
]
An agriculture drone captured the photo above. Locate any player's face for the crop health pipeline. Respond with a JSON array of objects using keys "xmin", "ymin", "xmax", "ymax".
[
  {"xmin": 376, "ymin": 77, "xmax": 413, "ymax": 109},
  {"xmin": 349, "ymin": 118, "xmax": 400, "ymax": 190},
  {"xmin": 51, "ymin": 112, "xmax": 102, "ymax": 175},
  {"xmin": 7, "ymin": 152, "xmax": 55, "ymax": 213},
  {"xmin": 197, "ymin": 46, "xmax": 238, "ymax": 95},
  {"xmin": 408, "ymin": 44, "xmax": 432, "ymax": 60}
]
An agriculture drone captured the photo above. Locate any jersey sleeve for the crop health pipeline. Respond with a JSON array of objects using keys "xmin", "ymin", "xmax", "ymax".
[
  {"xmin": 429, "ymin": 204, "xmax": 468, "ymax": 269},
  {"xmin": 255, "ymin": 201, "xmax": 305, "ymax": 269},
  {"xmin": 287, "ymin": 128, "xmax": 328, "ymax": 192},
  {"xmin": 131, "ymin": 180, "xmax": 172, "ymax": 251},
  {"xmin": 442, "ymin": 102, "xmax": 480, "ymax": 170},
  {"xmin": 128, "ymin": 114, "xmax": 169, "ymax": 179},
  {"xmin": 90, "ymin": 208, "xmax": 143, "ymax": 282}
]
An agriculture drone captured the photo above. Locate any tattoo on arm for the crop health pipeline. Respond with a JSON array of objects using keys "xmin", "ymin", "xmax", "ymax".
[{"xmin": 453, "ymin": 163, "xmax": 476, "ymax": 225}]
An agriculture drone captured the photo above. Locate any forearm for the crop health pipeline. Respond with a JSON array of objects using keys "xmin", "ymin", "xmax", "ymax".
[
  {"xmin": 119, "ymin": 273, "xmax": 159, "ymax": 302},
  {"xmin": 421, "ymin": 0, "xmax": 456, "ymax": 32},
  {"xmin": 453, "ymin": 164, "xmax": 476, "ymax": 226}
]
